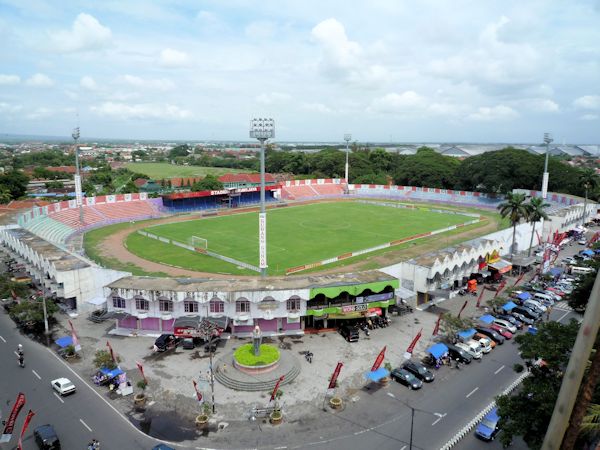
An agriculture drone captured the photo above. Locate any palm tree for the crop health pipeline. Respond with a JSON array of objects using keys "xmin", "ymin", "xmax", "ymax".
[
  {"xmin": 497, "ymin": 193, "xmax": 529, "ymax": 260},
  {"xmin": 579, "ymin": 168, "xmax": 599, "ymax": 225},
  {"xmin": 526, "ymin": 197, "xmax": 550, "ymax": 257}
]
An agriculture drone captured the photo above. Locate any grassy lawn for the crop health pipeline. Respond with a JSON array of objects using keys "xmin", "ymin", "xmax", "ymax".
[
  {"xmin": 125, "ymin": 162, "xmax": 251, "ymax": 179},
  {"xmin": 234, "ymin": 344, "xmax": 280, "ymax": 366},
  {"xmin": 128, "ymin": 202, "xmax": 475, "ymax": 275}
]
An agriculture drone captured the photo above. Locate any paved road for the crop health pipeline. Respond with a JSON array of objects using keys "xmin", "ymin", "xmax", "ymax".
[{"xmin": 0, "ymin": 311, "xmax": 160, "ymax": 450}]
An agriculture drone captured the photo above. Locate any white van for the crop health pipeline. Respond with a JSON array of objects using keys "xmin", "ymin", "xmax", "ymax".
[
  {"xmin": 533, "ymin": 292, "xmax": 555, "ymax": 305},
  {"xmin": 524, "ymin": 299, "xmax": 547, "ymax": 313},
  {"xmin": 572, "ymin": 266, "xmax": 595, "ymax": 275},
  {"xmin": 475, "ymin": 337, "xmax": 493, "ymax": 353},
  {"xmin": 457, "ymin": 341, "xmax": 482, "ymax": 359}
]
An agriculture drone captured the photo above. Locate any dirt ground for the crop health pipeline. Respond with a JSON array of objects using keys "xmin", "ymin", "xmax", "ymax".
[{"xmin": 95, "ymin": 198, "xmax": 502, "ymax": 279}]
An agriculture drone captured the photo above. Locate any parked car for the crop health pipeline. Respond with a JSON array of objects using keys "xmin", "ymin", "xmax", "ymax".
[
  {"xmin": 496, "ymin": 314, "xmax": 523, "ymax": 329},
  {"xmin": 513, "ymin": 306, "xmax": 541, "ymax": 321},
  {"xmin": 153, "ymin": 334, "xmax": 180, "ymax": 352},
  {"xmin": 544, "ymin": 287, "xmax": 564, "ymax": 298},
  {"xmin": 34, "ymin": 424, "xmax": 60, "ymax": 449},
  {"xmin": 446, "ymin": 343, "xmax": 473, "ymax": 363},
  {"xmin": 475, "ymin": 407, "xmax": 501, "ymax": 441},
  {"xmin": 492, "ymin": 318, "xmax": 517, "ymax": 334},
  {"xmin": 475, "ymin": 333, "xmax": 496, "ymax": 349},
  {"xmin": 51, "ymin": 378, "xmax": 76, "ymax": 396},
  {"xmin": 490, "ymin": 323, "xmax": 513, "ymax": 339},
  {"xmin": 578, "ymin": 239, "xmax": 587, "ymax": 245},
  {"xmin": 456, "ymin": 341, "xmax": 482, "ymax": 359},
  {"xmin": 523, "ymin": 299, "xmax": 546, "ymax": 314},
  {"xmin": 562, "ymin": 256, "xmax": 577, "ymax": 265},
  {"xmin": 181, "ymin": 338, "xmax": 195, "ymax": 350},
  {"xmin": 402, "ymin": 360, "xmax": 435, "ymax": 382},
  {"xmin": 475, "ymin": 327, "xmax": 505, "ymax": 345},
  {"xmin": 474, "ymin": 337, "xmax": 493, "ymax": 353},
  {"xmin": 390, "ymin": 368, "xmax": 423, "ymax": 389},
  {"xmin": 510, "ymin": 311, "xmax": 534, "ymax": 326},
  {"xmin": 339, "ymin": 325, "xmax": 359, "ymax": 342}
]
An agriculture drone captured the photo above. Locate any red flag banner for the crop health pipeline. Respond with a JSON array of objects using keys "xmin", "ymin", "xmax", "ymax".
[
  {"xmin": 457, "ymin": 300, "xmax": 468, "ymax": 318},
  {"xmin": 432, "ymin": 313, "xmax": 442, "ymax": 336},
  {"xmin": 17, "ymin": 410, "xmax": 35, "ymax": 450},
  {"xmin": 192, "ymin": 380, "xmax": 203, "ymax": 403},
  {"xmin": 494, "ymin": 280, "xmax": 507, "ymax": 299},
  {"xmin": 371, "ymin": 346, "xmax": 387, "ymax": 372},
  {"xmin": 270, "ymin": 375, "xmax": 285, "ymax": 402},
  {"xmin": 136, "ymin": 361, "xmax": 148, "ymax": 385},
  {"xmin": 107, "ymin": 340, "xmax": 116, "ymax": 363},
  {"xmin": 406, "ymin": 328, "xmax": 423, "ymax": 354},
  {"xmin": 0, "ymin": 392, "xmax": 26, "ymax": 443},
  {"xmin": 328, "ymin": 362, "xmax": 344, "ymax": 390},
  {"xmin": 475, "ymin": 288, "xmax": 485, "ymax": 308},
  {"xmin": 513, "ymin": 272, "xmax": 525, "ymax": 287},
  {"xmin": 68, "ymin": 320, "xmax": 81, "ymax": 352}
]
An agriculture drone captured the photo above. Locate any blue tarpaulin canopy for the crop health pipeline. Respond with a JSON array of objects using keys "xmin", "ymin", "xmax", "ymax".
[
  {"xmin": 427, "ymin": 343, "xmax": 449, "ymax": 359},
  {"xmin": 528, "ymin": 326, "xmax": 538, "ymax": 335},
  {"xmin": 99, "ymin": 367, "xmax": 124, "ymax": 379},
  {"xmin": 517, "ymin": 292, "xmax": 531, "ymax": 301},
  {"xmin": 581, "ymin": 249, "xmax": 594, "ymax": 256},
  {"xmin": 55, "ymin": 336, "xmax": 73, "ymax": 348},
  {"xmin": 503, "ymin": 301, "xmax": 517, "ymax": 311},
  {"xmin": 549, "ymin": 268, "xmax": 564, "ymax": 277},
  {"xmin": 364, "ymin": 367, "xmax": 390, "ymax": 382},
  {"xmin": 479, "ymin": 314, "xmax": 495, "ymax": 324},
  {"xmin": 457, "ymin": 329, "xmax": 477, "ymax": 340}
]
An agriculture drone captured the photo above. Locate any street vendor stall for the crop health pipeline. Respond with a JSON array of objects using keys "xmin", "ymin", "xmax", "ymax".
[{"xmin": 93, "ymin": 367, "xmax": 124, "ymax": 386}]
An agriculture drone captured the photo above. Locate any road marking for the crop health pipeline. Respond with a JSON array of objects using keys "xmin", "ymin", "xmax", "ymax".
[
  {"xmin": 0, "ymin": 335, "xmax": 6, "ymax": 342},
  {"xmin": 400, "ymin": 446, "xmax": 407, "ymax": 450},
  {"xmin": 557, "ymin": 310, "xmax": 572, "ymax": 322},
  {"xmin": 53, "ymin": 392, "xmax": 64, "ymax": 404},
  {"xmin": 14, "ymin": 350, "xmax": 19, "ymax": 357},
  {"xmin": 32, "ymin": 369, "xmax": 41, "ymax": 380},
  {"xmin": 432, "ymin": 417, "xmax": 443, "ymax": 426},
  {"xmin": 494, "ymin": 365, "xmax": 505, "ymax": 375},
  {"xmin": 466, "ymin": 387, "xmax": 479, "ymax": 398},
  {"xmin": 79, "ymin": 418, "xmax": 92, "ymax": 432}
]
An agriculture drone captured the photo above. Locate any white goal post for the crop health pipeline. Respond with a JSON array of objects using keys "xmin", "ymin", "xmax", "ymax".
[{"xmin": 190, "ymin": 236, "xmax": 208, "ymax": 250}]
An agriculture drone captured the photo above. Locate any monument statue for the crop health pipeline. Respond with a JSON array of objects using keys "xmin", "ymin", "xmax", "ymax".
[{"xmin": 252, "ymin": 325, "xmax": 262, "ymax": 356}]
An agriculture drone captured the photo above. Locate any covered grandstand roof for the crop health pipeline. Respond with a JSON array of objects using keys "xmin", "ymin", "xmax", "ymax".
[{"xmin": 106, "ymin": 270, "xmax": 398, "ymax": 293}]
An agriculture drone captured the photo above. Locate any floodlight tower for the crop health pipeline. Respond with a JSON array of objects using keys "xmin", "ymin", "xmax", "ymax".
[
  {"xmin": 250, "ymin": 118, "xmax": 275, "ymax": 278},
  {"xmin": 542, "ymin": 132, "xmax": 553, "ymax": 199},
  {"xmin": 344, "ymin": 133, "xmax": 351, "ymax": 183},
  {"xmin": 72, "ymin": 126, "xmax": 84, "ymax": 224}
]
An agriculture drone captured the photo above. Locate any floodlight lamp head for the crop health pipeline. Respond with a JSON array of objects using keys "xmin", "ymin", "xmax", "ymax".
[
  {"xmin": 72, "ymin": 127, "xmax": 80, "ymax": 141},
  {"xmin": 543, "ymin": 132, "xmax": 553, "ymax": 145},
  {"xmin": 344, "ymin": 133, "xmax": 351, "ymax": 142},
  {"xmin": 249, "ymin": 118, "xmax": 275, "ymax": 140}
]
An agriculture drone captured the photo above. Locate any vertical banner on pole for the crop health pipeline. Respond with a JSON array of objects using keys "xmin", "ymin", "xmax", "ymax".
[
  {"xmin": 107, "ymin": 340, "xmax": 116, "ymax": 363},
  {"xmin": 17, "ymin": 410, "xmax": 35, "ymax": 450},
  {"xmin": 136, "ymin": 361, "xmax": 148, "ymax": 385},
  {"xmin": 328, "ymin": 362, "xmax": 344, "ymax": 390},
  {"xmin": 270, "ymin": 375, "xmax": 284, "ymax": 402},
  {"xmin": 476, "ymin": 288, "xmax": 485, "ymax": 308},
  {"xmin": 258, "ymin": 212, "xmax": 267, "ymax": 269},
  {"xmin": 192, "ymin": 380, "xmax": 203, "ymax": 403},
  {"xmin": 432, "ymin": 313, "xmax": 442, "ymax": 336},
  {"xmin": 405, "ymin": 328, "xmax": 423, "ymax": 358},
  {"xmin": 541, "ymin": 172, "xmax": 549, "ymax": 199},
  {"xmin": 68, "ymin": 320, "xmax": 81, "ymax": 352},
  {"xmin": 74, "ymin": 174, "xmax": 83, "ymax": 206},
  {"xmin": 0, "ymin": 392, "xmax": 26, "ymax": 443},
  {"xmin": 457, "ymin": 300, "xmax": 468, "ymax": 318},
  {"xmin": 494, "ymin": 280, "xmax": 507, "ymax": 299},
  {"xmin": 371, "ymin": 346, "xmax": 386, "ymax": 372}
]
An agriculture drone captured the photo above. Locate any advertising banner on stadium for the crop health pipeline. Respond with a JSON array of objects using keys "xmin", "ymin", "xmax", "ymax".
[
  {"xmin": 74, "ymin": 174, "xmax": 83, "ymax": 206},
  {"xmin": 259, "ymin": 213, "xmax": 267, "ymax": 269}
]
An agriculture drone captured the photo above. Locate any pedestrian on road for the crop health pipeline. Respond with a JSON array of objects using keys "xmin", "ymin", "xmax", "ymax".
[{"xmin": 546, "ymin": 306, "xmax": 552, "ymax": 321}]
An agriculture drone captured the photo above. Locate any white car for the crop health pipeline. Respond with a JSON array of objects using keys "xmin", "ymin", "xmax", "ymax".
[
  {"xmin": 562, "ymin": 257, "xmax": 576, "ymax": 265},
  {"xmin": 457, "ymin": 342, "xmax": 482, "ymax": 359},
  {"xmin": 51, "ymin": 378, "xmax": 76, "ymax": 396},
  {"xmin": 469, "ymin": 338, "xmax": 491, "ymax": 354},
  {"xmin": 578, "ymin": 239, "xmax": 587, "ymax": 245},
  {"xmin": 493, "ymin": 319, "xmax": 517, "ymax": 334}
]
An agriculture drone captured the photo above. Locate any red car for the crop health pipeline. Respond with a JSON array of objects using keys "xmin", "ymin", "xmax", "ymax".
[
  {"xmin": 490, "ymin": 323, "xmax": 513, "ymax": 339},
  {"xmin": 545, "ymin": 287, "xmax": 565, "ymax": 297}
]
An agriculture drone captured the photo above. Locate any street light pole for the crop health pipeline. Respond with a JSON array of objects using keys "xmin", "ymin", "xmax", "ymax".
[
  {"xmin": 72, "ymin": 127, "xmax": 84, "ymax": 224},
  {"xmin": 542, "ymin": 132, "xmax": 553, "ymax": 200},
  {"xmin": 344, "ymin": 134, "xmax": 351, "ymax": 183},
  {"xmin": 250, "ymin": 118, "xmax": 275, "ymax": 278}
]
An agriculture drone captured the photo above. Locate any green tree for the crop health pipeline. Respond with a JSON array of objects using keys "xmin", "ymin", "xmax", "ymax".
[
  {"xmin": 439, "ymin": 313, "xmax": 475, "ymax": 343},
  {"xmin": 191, "ymin": 174, "xmax": 224, "ymax": 191},
  {"xmin": 579, "ymin": 168, "xmax": 599, "ymax": 225},
  {"xmin": 9, "ymin": 297, "xmax": 59, "ymax": 329},
  {"xmin": 123, "ymin": 181, "xmax": 139, "ymax": 193},
  {"xmin": 45, "ymin": 181, "xmax": 64, "ymax": 189},
  {"xmin": 0, "ymin": 185, "xmax": 11, "ymax": 204},
  {"xmin": 0, "ymin": 170, "xmax": 29, "ymax": 200},
  {"xmin": 497, "ymin": 192, "xmax": 529, "ymax": 259},
  {"xmin": 526, "ymin": 197, "xmax": 550, "ymax": 256},
  {"xmin": 0, "ymin": 274, "xmax": 30, "ymax": 298},
  {"xmin": 567, "ymin": 261, "xmax": 599, "ymax": 312},
  {"xmin": 393, "ymin": 147, "xmax": 459, "ymax": 188},
  {"xmin": 93, "ymin": 349, "xmax": 119, "ymax": 369},
  {"xmin": 169, "ymin": 144, "xmax": 191, "ymax": 159},
  {"xmin": 82, "ymin": 181, "xmax": 96, "ymax": 196}
]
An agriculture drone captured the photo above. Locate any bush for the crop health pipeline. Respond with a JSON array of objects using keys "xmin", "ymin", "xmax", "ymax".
[
  {"xmin": 137, "ymin": 380, "xmax": 147, "ymax": 391},
  {"xmin": 93, "ymin": 349, "xmax": 119, "ymax": 369},
  {"xmin": 233, "ymin": 344, "xmax": 280, "ymax": 366},
  {"xmin": 513, "ymin": 363, "xmax": 524, "ymax": 373}
]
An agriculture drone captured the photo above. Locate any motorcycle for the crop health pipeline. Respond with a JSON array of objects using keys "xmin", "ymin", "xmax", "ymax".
[
  {"xmin": 359, "ymin": 322, "xmax": 370, "ymax": 336},
  {"xmin": 305, "ymin": 351, "xmax": 313, "ymax": 364},
  {"xmin": 18, "ymin": 355, "xmax": 24, "ymax": 368}
]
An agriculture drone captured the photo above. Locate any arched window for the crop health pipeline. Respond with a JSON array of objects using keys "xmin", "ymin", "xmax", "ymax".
[
  {"xmin": 236, "ymin": 298, "xmax": 251, "ymax": 313},
  {"xmin": 112, "ymin": 296, "xmax": 126, "ymax": 309},
  {"xmin": 209, "ymin": 298, "xmax": 224, "ymax": 313},
  {"xmin": 135, "ymin": 297, "xmax": 149, "ymax": 311},
  {"xmin": 286, "ymin": 296, "xmax": 301, "ymax": 311},
  {"xmin": 159, "ymin": 298, "xmax": 173, "ymax": 312},
  {"xmin": 184, "ymin": 300, "xmax": 198, "ymax": 313}
]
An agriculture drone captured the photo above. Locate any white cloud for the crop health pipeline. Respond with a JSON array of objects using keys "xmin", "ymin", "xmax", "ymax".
[
  {"xmin": 255, "ymin": 92, "xmax": 291, "ymax": 105},
  {"xmin": 0, "ymin": 102, "xmax": 23, "ymax": 114},
  {"xmin": 159, "ymin": 48, "xmax": 190, "ymax": 68},
  {"xmin": 302, "ymin": 102, "xmax": 333, "ymax": 114},
  {"xmin": 90, "ymin": 102, "xmax": 192, "ymax": 120},
  {"xmin": 367, "ymin": 91, "xmax": 427, "ymax": 114},
  {"xmin": 80, "ymin": 76, "xmax": 98, "ymax": 90},
  {"xmin": 573, "ymin": 95, "xmax": 600, "ymax": 110},
  {"xmin": 580, "ymin": 114, "xmax": 598, "ymax": 121},
  {"xmin": 26, "ymin": 107, "xmax": 53, "ymax": 120},
  {"xmin": 48, "ymin": 13, "xmax": 112, "ymax": 53},
  {"xmin": 523, "ymin": 98, "xmax": 560, "ymax": 113},
  {"xmin": 25, "ymin": 73, "xmax": 54, "ymax": 87},
  {"xmin": 0, "ymin": 74, "xmax": 20, "ymax": 85},
  {"xmin": 245, "ymin": 21, "xmax": 276, "ymax": 40},
  {"xmin": 468, "ymin": 105, "xmax": 519, "ymax": 121},
  {"xmin": 120, "ymin": 75, "xmax": 175, "ymax": 91}
]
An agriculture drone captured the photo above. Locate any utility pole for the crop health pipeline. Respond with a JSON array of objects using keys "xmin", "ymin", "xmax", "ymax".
[
  {"xmin": 209, "ymin": 348, "xmax": 216, "ymax": 414},
  {"xmin": 72, "ymin": 126, "xmax": 84, "ymax": 224}
]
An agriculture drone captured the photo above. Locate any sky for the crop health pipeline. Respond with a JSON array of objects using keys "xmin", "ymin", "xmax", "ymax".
[{"xmin": 0, "ymin": 1, "xmax": 599, "ymax": 143}]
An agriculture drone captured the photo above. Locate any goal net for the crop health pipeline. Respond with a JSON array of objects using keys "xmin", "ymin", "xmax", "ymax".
[{"xmin": 190, "ymin": 236, "xmax": 208, "ymax": 251}]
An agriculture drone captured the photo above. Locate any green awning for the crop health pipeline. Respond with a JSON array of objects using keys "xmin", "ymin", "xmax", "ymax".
[{"xmin": 309, "ymin": 279, "xmax": 398, "ymax": 299}]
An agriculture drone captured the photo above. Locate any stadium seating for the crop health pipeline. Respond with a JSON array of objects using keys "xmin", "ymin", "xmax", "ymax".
[
  {"xmin": 93, "ymin": 200, "xmax": 157, "ymax": 221},
  {"xmin": 25, "ymin": 215, "xmax": 75, "ymax": 245}
]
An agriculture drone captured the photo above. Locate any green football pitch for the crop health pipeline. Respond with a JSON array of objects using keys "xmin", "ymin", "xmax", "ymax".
[{"xmin": 126, "ymin": 201, "xmax": 473, "ymax": 276}]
